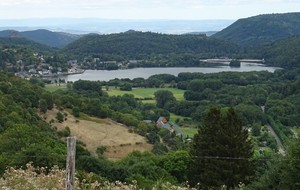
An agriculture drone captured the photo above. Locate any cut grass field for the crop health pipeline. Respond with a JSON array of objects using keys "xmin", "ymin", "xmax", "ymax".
[
  {"xmin": 45, "ymin": 84, "xmax": 186, "ymax": 102},
  {"xmin": 105, "ymin": 87, "xmax": 186, "ymax": 101}
]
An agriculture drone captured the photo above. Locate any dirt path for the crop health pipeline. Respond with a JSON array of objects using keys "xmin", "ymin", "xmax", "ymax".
[
  {"xmin": 261, "ymin": 106, "xmax": 285, "ymax": 155},
  {"xmin": 266, "ymin": 125, "xmax": 285, "ymax": 155},
  {"xmin": 41, "ymin": 109, "xmax": 153, "ymax": 160},
  {"xmin": 291, "ymin": 128, "xmax": 299, "ymax": 139}
]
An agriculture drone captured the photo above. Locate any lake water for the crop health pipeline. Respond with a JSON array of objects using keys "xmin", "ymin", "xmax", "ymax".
[{"xmin": 57, "ymin": 63, "xmax": 280, "ymax": 82}]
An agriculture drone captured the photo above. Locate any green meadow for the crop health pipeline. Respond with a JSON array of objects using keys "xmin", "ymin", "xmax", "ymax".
[
  {"xmin": 180, "ymin": 127, "xmax": 198, "ymax": 138},
  {"xmin": 105, "ymin": 87, "xmax": 185, "ymax": 101},
  {"xmin": 169, "ymin": 113, "xmax": 187, "ymax": 123},
  {"xmin": 45, "ymin": 84, "xmax": 68, "ymax": 92}
]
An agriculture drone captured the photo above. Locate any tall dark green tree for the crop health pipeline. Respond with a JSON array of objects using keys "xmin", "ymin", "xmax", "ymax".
[
  {"xmin": 39, "ymin": 99, "xmax": 48, "ymax": 113},
  {"xmin": 189, "ymin": 107, "xmax": 254, "ymax": 189},
  {"xmin": 154, "ymin": 90, "xmax": 176, "ymax": 108},
  {"xmin": 41, "ymin": 93, "xmax": 54, "ymax": 110}
]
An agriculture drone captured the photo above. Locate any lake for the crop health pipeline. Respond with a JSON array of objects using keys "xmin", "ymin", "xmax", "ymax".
[{"xmin": 56, "ymin": 62, "xmax": 280, "ymax": 82}]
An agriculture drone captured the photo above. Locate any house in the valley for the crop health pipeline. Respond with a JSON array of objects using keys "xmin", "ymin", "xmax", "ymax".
[
  {"xmin": 67, "ymin": 60, "xmax": 78, "ymax": 65},
  {"xmin": 156, "ymin": 117, "xmax": 182, "ymax": 138},
  {"xmin": 157, "ymin": 117, "xmax": 172, "ymax": 130}
]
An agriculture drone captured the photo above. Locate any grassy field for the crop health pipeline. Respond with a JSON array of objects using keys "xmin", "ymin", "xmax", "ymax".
[
  {"xmin": 45, "ymin": 85, "xmax": 186, "ymax": 102},
  {"xmin": 169, "ymin": 113, "xmax": 188, "ymax": 123},
  {"xmin": 45, "ymin": 84, "xmax": 68, "ymax": 92},
  {"xmin": 105, "ymin": 87, "xmax": 185, "ymax": 101},
  {"xmin": 41, "ymin": 108, "xmax": 152, "ymax": 160},
  {"xmin": 180, "ymin": 127, "xmax": 199, "ymax": 138}
]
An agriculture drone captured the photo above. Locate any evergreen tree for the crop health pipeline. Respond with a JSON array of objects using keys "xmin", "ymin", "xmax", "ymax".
[
  {"xmin": 154, "ymin": 90, "xmax": 176, "ymax": 108},
  {"xmin": 189, "ymin": 107, "xmax": 254, "ymax": 189}
]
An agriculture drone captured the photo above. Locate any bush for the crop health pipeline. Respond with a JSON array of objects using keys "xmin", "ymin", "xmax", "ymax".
[
  {"xmin": 57, "ymin": 126, "xmax": 71, "ymax": 137},
  {"xmin": 96, "ymin": 146, "xmax": 107, "ymax": 156},
  {"xmin": 56, "ymin": 112, "xmax": 64, "ymax": 123},
  {"xmin": 72, "ymin": 106, "xmax": 80, "ymax": 117},
  {"xmin": 0, "ymin": 163, "xmax": 239, "ymax": 189},
  {"xmin": 120, "ymin": 83, "xmax": 132, "ymax": 91}
]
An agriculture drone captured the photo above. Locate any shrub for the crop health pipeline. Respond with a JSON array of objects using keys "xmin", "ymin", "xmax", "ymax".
[
  {"xmin": 56, "ymin": 112, "xmax": 64, "ymax": 123},
  {"xmin": 96, "ymin": 146, "xmax": 107, "ymax": 156},
  {"xmin": 0, "ymin": 163, "xmax": 189, "ymax": 189}
]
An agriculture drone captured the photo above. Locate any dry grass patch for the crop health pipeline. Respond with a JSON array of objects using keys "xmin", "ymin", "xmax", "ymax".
[{"xmin": 40, "ymin": 109, "xmax": 152, "ymax": 160}]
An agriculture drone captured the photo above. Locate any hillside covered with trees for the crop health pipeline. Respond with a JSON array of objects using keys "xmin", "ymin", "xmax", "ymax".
[
  {"xmin": 255, "ymin": 35, "xmax": 300, "ymax": 68},
  {"xmin": 0, "ymin": 29, "xmax": 80, "ymax": 48},
  {"xmin": 0, "ymin": 37, "xmax": 55, "ymax": 52},
  {"xmin": 213, "ymin": 12, "xmax": 300, "ymax": 47},
  {"xmin": 63, "ymin": 31, "xmax": 242, "ymax": 60}
]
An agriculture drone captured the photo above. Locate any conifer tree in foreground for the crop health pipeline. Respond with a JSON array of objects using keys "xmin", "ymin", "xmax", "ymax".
[{"xmin": 189, "ymin": 107, "xmax": 254, "ymax": 189}]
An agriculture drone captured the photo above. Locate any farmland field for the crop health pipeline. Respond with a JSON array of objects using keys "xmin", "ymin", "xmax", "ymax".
[
  {"xmin": 105, "ymin": 87, "xmax": 186, "ymax": 101},
  {"xmin": 45, "ymin": 83, "xmax": 68, "ymax": 92}
]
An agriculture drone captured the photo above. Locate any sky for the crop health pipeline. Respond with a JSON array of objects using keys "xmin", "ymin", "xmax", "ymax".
[{"xmin": 0, "ymin": 0, "xmax": 299, "ymax": 20}]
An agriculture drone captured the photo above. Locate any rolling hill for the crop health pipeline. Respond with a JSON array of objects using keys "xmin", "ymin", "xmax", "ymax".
[
  {"xmin": 63, "ymin": 31, "xmax": 242, "ymax": 59},
  {"xmin": 0, "ymin": 36, "xmax": 55, "ymax": 52},
  {"xmin": 213, "ymin": 12, "xmax": 300, "ymax": 47},
  {"xmin": 0, "ymin": 29, "xmax": 80, "ymax": 48}
]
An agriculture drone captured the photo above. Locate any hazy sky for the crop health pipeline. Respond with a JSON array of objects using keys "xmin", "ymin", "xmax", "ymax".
[{"xmin": 1, "ymin": 0, "xmax": 299, "ymax": 20}]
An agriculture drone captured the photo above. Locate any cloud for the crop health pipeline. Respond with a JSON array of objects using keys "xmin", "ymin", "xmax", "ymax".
[
  {"xmin": 1, "ymin": 0, "xmax": 298, "ymax": 7},
  {"xmin": 261, "ymin": 0, "xmax": 296, "ymax": 2},
  {"xmin": 0, "ymin": 0, "xmax": 299, "ymax": 20},
  {"xmin": 0, "ymin": 0, "xmax": 47, "ymax": 6},
  {"xmin": 0, "ymin": 0, "xmax": 23, "ymax": 6}
]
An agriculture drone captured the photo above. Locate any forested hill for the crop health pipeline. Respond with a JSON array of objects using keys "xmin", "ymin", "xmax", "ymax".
[
  {"xmin": 0, "ymin": 36, "xmax": 55, "ymax": 52},
  {"xmin": 62, "ymin": 31, "xmax": 242, "ymax": 59},
  {"xmin": 256, "ymin": 35, "xmax": 300, "ymax": 68},
  {"xmin": 213, "ymin": 12, "xmax": 300, "ymax": 47},
  {"xmin": 0, "ymin": 29, "xmax": 80, "ymax": 48},
  {"xmin": 0, "ymin": 72, "xmax": 67, "ymax": 173}
]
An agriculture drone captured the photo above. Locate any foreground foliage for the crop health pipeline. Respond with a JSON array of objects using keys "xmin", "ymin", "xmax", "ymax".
[
  {"xmin": 0, "ymin": 163, "xmax": 198, "ymax": 190},
  {"xmin": 189, "ymin": 108, "xmax": 254, "ymax": 188},
  {"xmin": 0, "ymin": 69, "xmax": 299, "ymax": 189}
]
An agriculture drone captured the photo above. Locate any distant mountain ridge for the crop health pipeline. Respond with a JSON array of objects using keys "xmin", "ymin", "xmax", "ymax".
[
  {"xmin": 1, "ymin": 13, "xmax": 300, "ymax": 69},
  {"xmin": 0, "ymin": 36, "xmax": 55, "ymax": 52},
  {"xmin": 0, "ymin": 18, "xmax": 234, "ymax": 35},
  {"xmin": 0, "ymin": 29, "xmax": 80, "ymax": 48},
  {"xmin": 184, "ymin": 31, "xmax": 218, "ymax": 36},
  {"xmin": 213, "ymin": 12, "xmax": 300, "ymax": 47}
]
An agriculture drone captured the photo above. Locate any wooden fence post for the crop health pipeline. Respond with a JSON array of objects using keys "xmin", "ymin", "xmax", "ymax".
[{"xmin": 66, "ymin": 137, "xmax": 76, "ymax": 190}]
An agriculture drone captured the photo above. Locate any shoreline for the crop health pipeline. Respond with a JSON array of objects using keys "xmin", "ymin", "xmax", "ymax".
[{"xmin": 40, "ymin": 70, "xmax": 85, "ymax": 78}]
